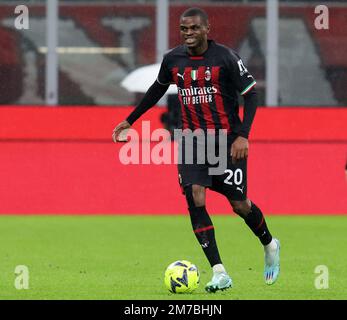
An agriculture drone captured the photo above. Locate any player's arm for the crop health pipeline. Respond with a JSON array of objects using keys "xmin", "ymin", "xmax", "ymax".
[
  {"xmin": 231, "ymin": 88, "xmax": 257, "ymax": 163},
  {"xmin": 228, "ymin": 51, "xmax": 257, "ymax": 163},
  {"xmin": 239, "ymin": 86, "xmax": 257, "ymax": 140},
  {"xmin": 112, "ymin": 81, "xmax": 169, "ymax": 142}
]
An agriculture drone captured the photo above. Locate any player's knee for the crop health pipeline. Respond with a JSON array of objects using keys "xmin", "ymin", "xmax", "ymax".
[
  {"xmin": 230, "ymin": 200, "xmax": 251, "ymax": 218},
  {"xmin": 191, "ymin": 185, "xmax": 206, "ymax": 207},
  {"xmin": 184, "ymin": 184, "xmax": 206, "ymax": 208}
]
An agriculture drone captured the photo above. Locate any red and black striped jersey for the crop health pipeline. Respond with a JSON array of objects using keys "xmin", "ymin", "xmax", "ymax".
[{"xmin": 157, "ymin": 40, "xmax": 256, "ymax": 134}]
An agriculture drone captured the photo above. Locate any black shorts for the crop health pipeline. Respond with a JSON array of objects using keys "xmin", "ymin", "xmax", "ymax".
[{"xmin": 177, "ymin": 133, "xmax": 247, "ymax": 201}]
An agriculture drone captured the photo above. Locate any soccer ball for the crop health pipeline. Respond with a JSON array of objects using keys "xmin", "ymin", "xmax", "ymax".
[{"xmin": 164, "ymin": 260, "xmax": 200, "ymax": 293}]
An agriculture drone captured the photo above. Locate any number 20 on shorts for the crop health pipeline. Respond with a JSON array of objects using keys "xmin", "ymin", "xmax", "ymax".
[{"xmin": 223, "ymin": 169, "xmax": 243, "ymax": 185}]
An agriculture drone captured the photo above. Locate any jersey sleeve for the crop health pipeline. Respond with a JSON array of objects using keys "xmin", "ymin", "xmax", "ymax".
[
  {"xmin": 157, "ymin": 54, "xmax": 173, "ymax": 85},
  {"xmin": 226, "ymin": 50, "xmax": 256, "ymax": 95}
]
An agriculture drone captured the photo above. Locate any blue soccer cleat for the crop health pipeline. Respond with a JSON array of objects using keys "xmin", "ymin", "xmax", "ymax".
[
  {"xmin": 205, "ymin": 272, "xmax": 233, "ymax": 293},
  {"xmin": 264, "ymin": 238, "xmax": 280, "ymax": 285}
]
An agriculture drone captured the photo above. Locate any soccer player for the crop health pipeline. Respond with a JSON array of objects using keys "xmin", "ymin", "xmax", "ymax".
[{"xmin": 113, "ymin": 7, "xmax": 280, "ymax": 292}]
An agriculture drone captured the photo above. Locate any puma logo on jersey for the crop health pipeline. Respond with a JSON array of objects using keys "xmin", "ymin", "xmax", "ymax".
[
  {"xmin": 177, "ymin": 72, "xmax": 185, "ymax": 80},
  {"xmin": 236, "ymin": 186, "xmax": 244, "ymax": 194}
]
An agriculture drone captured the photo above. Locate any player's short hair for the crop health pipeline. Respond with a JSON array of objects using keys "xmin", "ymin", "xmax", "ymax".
[{"xmin": 180, "ymin": 7, "xmax": 209, "ymax": 26}]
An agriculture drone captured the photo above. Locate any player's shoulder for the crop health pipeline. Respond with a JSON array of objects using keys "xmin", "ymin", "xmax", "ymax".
[
  {"xmin": 162, "ymin": 45, "xmax": 186, "ymax": 61},
  {"xmin": 212, "ymin": 41, "xmax": 241, "ymax": 62}
]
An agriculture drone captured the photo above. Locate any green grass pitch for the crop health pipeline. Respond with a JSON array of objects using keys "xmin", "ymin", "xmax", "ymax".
[{"xmin": 0, "ymin": 215, "xmax": 346, "ymax": 300}]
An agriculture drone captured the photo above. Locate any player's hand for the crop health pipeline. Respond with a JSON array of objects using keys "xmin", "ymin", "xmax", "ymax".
[
  {"xmin": 112, "ymin": 120, "xmax": 131, "ymax": 143},
  {"xmin": 231, "ymin": 136, "xmax": 249, "ymax": 164}
]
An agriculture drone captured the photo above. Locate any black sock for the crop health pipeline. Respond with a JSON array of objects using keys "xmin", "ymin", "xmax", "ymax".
[
  {"xmin": 244, "ymin": 202, "xmax": 272, "ymax": 246},
  {"xmin": 189, "ymin": 206, "xmax": 222, "ymax": 267}
]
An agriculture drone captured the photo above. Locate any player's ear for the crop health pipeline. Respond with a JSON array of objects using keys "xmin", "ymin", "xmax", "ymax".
[{"xmin": 206, "ymin": 22, "xmax": 210, "ymax": 34}]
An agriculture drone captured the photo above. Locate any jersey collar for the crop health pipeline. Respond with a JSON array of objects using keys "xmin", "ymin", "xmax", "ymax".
[{"xmin": 185, "ymin": 39, "xmax": 214, "ymax": 60}]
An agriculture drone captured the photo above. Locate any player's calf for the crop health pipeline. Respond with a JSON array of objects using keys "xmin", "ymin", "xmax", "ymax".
[
  {"xmin": 185, "ymin": 185, "xmax": 229, "ymax": 281},
  {"xmin": 239, "ymin": 200, "xmax": 273, "ymax": 246}
]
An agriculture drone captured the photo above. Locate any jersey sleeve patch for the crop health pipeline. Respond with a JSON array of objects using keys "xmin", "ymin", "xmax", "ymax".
[{"xmin": 240, "ymin": 80, "xmax": 256, "ymax": 95}]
